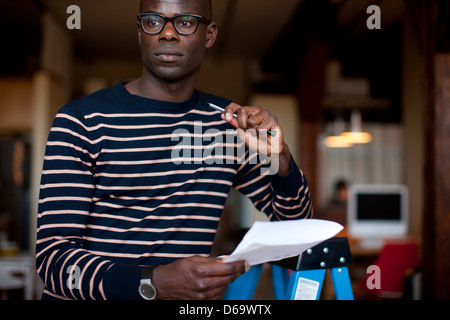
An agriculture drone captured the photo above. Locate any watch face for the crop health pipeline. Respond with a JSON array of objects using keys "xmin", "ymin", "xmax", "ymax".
[{"xmin": 140, "ymin": 283, "xmax": 157, "ymax": 300}]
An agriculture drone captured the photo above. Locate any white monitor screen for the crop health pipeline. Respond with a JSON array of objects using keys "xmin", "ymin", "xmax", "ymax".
[
  {"xmin": 356, "ymin": 193, "xmax": 402, "ymax": 221},
  {"xmin": 347, "ymin": 184, "xmax": 408, "ymax": 245}
]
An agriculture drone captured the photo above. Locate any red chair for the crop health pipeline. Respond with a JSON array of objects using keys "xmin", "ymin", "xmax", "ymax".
[{"xmin": 363, "ymin": 240, "xmax": 421, "ymax": 299}]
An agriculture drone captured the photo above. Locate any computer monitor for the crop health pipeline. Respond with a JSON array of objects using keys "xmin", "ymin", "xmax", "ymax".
[{"xmin": 347, "ymin": 184, "xmax": 408, "ymax": 248}]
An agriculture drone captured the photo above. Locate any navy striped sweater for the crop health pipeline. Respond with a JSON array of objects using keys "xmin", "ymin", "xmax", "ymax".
[{"xmin": 36, "ymin": 83, "xmax": 312, "ymax": 300}]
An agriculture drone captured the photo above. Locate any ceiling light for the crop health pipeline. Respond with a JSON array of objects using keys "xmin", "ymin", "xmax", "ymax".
[
  {"xmin": 341, "ymin": 110, "xmax": 372, "ymax": 144},
  {"xmin": 324, "ymin": 135, "xmax": 354, "ymax": 148}
]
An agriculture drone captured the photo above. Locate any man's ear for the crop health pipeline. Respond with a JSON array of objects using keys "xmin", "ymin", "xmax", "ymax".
[
  {"xmin": 137, "ymin": 22, "xmax": 142, "ymax": 46},
  {"xmin": 205, "ymin": 22, "xmax": 218, "ymax": 48}
]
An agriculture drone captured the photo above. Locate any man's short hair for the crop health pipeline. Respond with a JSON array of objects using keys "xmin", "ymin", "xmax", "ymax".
[{"xmin": 139, "ymin": 0, "xmax": 213, "ymax": 18}]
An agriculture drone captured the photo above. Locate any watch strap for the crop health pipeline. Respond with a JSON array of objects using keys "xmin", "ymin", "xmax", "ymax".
[{"xmin": 141, "ymin": 266, "xmax": 155, "ymax": 280}]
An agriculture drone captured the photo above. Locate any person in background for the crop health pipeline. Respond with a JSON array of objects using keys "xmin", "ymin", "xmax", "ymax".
[{"xmin": 316, "ymin": 179, "xmax": 348, "ymax": 226}]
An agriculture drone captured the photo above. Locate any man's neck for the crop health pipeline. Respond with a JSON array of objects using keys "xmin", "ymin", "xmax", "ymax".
[{"xmin": 126, "ymin": 73, "xmax": 197, "ymax": 103}]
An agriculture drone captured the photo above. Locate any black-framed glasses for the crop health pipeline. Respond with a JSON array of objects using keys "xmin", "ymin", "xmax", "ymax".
[{"xmin": 137, "ymin": 13, "xmax": 211, "ymax": 35}]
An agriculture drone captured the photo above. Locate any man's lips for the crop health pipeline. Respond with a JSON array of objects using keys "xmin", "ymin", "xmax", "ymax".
[{"xmin": 154, "ymin": 50, "xmax": 184, "ymax": 63}]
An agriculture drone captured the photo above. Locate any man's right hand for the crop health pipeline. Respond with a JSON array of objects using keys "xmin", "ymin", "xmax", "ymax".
[{"xmin": 151, "ymin": 256, "xmax": 249, "ymax": 300}]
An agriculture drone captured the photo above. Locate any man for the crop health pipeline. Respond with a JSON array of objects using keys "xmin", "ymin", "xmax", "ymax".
[{"xmin": 36, "ymin": 0, "xmax": 312, "ymax": 300}]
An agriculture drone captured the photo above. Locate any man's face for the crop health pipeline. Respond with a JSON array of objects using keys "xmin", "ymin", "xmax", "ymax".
[{"xmin": 138, "ymin": 0, "xmax": 216, "ymax": 83}]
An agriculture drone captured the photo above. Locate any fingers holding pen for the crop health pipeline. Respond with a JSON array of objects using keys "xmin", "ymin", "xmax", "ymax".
[
  {"xmin": 223, "ymin": 103, "xmax": 266, "ymax": 131},
  {"xmin": 222, "ymin": 103, "xmax": 280, "ymax": 138},
  {"xmin": 222, "ymin": 103, "xmax": 250, "ymax": 130},
  {"xmin": 221, "ymin": 102, "xmax": 241, "ymax": 129}
]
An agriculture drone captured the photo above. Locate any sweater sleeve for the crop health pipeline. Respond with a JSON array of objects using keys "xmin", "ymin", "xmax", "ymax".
[
  {"xmin": 35, "ymin": 107, "xmax": 142, "ymax": 300},
  {"xmin": 233, "ymin": 153, "xmax": 313, "ymax": 221}
]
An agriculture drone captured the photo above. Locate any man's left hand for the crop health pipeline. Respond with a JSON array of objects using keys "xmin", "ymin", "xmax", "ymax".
[{"xmin": 222, "ymin": 102, "xmax": 291, "ymax": 175}]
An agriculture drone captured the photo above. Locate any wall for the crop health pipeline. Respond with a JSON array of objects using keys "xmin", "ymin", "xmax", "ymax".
[
  {"xmin": 401, "ymin": 11, "xmax": 424, "ymax": 239},
  {"xmin": 197, "ymin": 55, "xmax": 249, "ymax": 104},
  {"xmin": 29, "ymin": 11, "xmax": 74, "ymax": 252},
  {"xmin": 0, "ymin": 79, "xmax": 33, "ymax": 133},
  {"xmin": 72, "ymin": 59, "xmax": 142, "ymax": 97}
]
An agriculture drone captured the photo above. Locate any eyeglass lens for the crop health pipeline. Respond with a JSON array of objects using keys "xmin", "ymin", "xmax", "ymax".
[{"xmin": 141, "ymin": 15, "xmax": 199, "ymax": 35}]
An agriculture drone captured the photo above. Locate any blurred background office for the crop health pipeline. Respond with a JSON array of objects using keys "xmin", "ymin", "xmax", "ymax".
[{"xmin": 0, "ymin": 0, "xmax": 449, "ymax": 300}]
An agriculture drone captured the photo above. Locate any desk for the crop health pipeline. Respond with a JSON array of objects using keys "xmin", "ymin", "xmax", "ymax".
[
  {"xmin": 0, "ymin": 253, "xmax": 35, "ymax": 300},
  {"xmin": 334, "ymin": 229, "xmax": 382, "ymax": 256},
  {"xmin": 350, "ymin": 242, "xmax": 382, "ymax": 257}
]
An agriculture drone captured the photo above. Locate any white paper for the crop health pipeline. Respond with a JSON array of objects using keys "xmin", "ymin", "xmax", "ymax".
[{"xmin": 221, "ymin": 219, "xmax": 343, "ymax": 266}]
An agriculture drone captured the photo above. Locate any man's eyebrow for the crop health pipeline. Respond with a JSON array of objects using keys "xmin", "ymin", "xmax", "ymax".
[{"xmin": 141, "ymin": 11, "xmax": 196, "ymax": 16}]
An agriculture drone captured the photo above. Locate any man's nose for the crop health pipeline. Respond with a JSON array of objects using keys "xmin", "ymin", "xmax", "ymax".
[{"xmin": 159, "ymin": 20, "xmax": 179, "ymax": 41}]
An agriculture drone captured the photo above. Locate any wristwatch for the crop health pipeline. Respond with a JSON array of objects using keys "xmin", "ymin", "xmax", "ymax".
[{"xmin": 139, "ymin": 266, "xmax": 157, "ymax": 300}]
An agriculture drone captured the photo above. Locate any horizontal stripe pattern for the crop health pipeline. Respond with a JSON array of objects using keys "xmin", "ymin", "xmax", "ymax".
[{"xmin": 36, "ymin": 83, "xmax": 312, "ymax": 300}]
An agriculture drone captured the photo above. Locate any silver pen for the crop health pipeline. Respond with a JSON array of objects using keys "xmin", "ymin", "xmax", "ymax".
[{"xmin": 207, "ymin": 102, "xmax": 277, "ymax": 137}]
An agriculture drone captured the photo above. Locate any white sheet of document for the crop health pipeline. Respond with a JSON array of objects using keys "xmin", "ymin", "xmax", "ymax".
[{"xmin": 221, "ymin": 219, "xmax": 343, "ymax": 266}]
